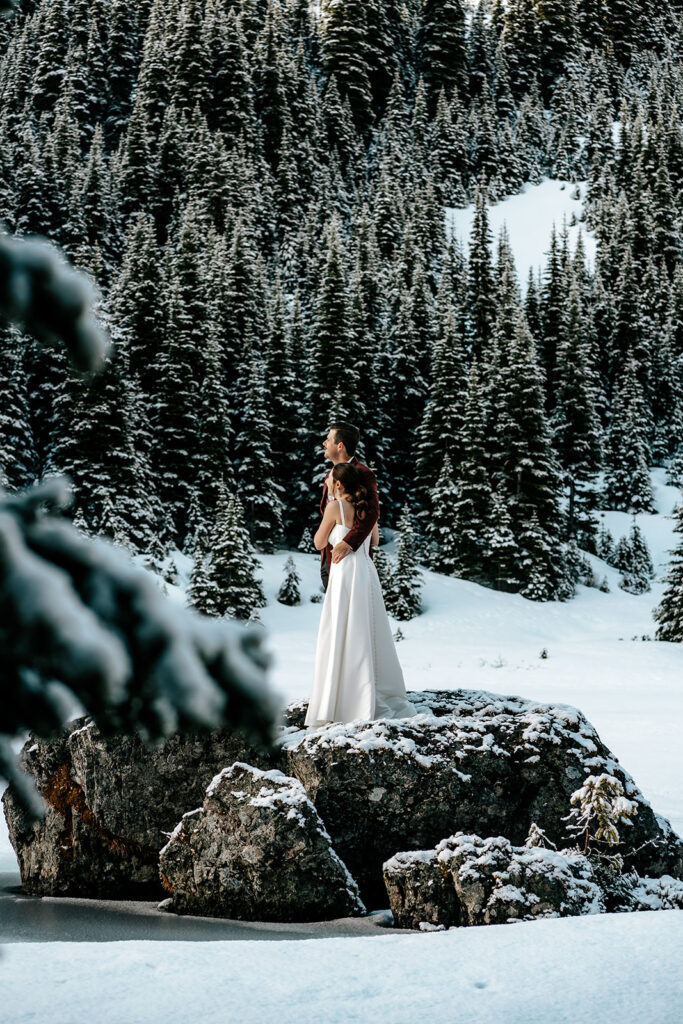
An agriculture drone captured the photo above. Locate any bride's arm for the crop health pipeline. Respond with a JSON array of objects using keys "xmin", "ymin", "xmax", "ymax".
[
  {"xmin": 313, "ymin": 503, "xmax": 338, "ymax": 551},
  {"xmin": 371, "ymin": 521, "xmax": 380, "ymax": 547}
]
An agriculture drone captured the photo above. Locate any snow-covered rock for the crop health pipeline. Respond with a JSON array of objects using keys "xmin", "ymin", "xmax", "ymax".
[
  {"xmin": 612, "ymin": 872, "xmax": 683, "ymax": 913},
  {"xmin": 384, "ymin": 833, "xmax": 604, "ymax": 928},
  {"xmin": 2, "ymin": 720, "xmax": 271, "ymax": 898},
  {"xmin": 159, "ymin": 762, "xmax": 365, "ymax": 921},
  {"xmin": 4, "ymin": 689, "xmax": 682, "ymax": 914},
  {"xmin": 281, "ymin": 689, "xmax": 683, "ymax": 906}
]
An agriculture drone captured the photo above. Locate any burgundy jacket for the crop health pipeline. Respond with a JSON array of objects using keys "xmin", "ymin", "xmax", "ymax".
[{"xmin": 320, "ymin": 457, "xmax": 379, "ymax": 567}]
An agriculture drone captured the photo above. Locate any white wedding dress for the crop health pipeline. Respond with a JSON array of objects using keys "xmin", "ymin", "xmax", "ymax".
[{"xmin": 305, "ymin": 499, "xmax": 416, "ymax": 727}]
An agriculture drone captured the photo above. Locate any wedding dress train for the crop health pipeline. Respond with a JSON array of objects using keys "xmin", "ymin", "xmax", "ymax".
[{"xmin": 305, "ymin": 500, "xmax": 416, "ymax": 727}]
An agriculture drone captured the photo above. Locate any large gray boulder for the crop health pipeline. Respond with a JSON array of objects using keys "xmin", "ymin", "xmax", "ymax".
[
  {"xmin": 383, "ymin": 833, "xmax": 604, "ymax": 928},
  {"xmin": 281, "ymin": 689, "xmax": 683, "ymax": 906},
  {"xmin": 2, "ymin": 719, "xmax": 271, "ymax": 898},
  {"xmin": 159, "ymin": 762, "xmax": 365, "ymax": 921}
]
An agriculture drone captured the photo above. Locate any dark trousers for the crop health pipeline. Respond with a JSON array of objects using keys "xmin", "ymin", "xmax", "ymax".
[{"xmin": 320, "ymin": 559, "xmax": 329, "ymax": 592}]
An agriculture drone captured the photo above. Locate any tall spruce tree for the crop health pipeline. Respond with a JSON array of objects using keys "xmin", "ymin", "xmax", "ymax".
[
  {"xmin": 233, "ymin": 356, "xmax": 283, "ymax": 553},
  {"xmin": 654, "ymin": 502, "xmax": 683, "ymax": 641},
  {"xmin": 0, "ymin": 324, "xmax": 35, "ymax": 490},
  {"xmin": 388, "ymin": 505, "xmax": 422, "ymax": 620},
  {"xmin": 605, "ymin": 353, "xmax": 656, "ymax": 514},
  {"xmin": 209, "ymin": 487, "xmax": 267, "ymax": 620},
  {"xmin": 417, "ymin": 0, "xmax": 468, "ymax": 108},
  {"xmin": 448, "ymin": 360, "xmax": 495, "ymax": 583},
  {"xmin": 552, "ymin": 279, "xmax": 602, "ymax": 541}
]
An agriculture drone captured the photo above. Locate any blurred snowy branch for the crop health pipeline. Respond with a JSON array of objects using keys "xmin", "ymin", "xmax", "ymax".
[
  {"xmin": 0, "ymin": 232, "xmax": 279, "ymax": 817},
  {"xmin": 0, "ymin": 479, "xmax": 278, "ymax": 818},
  {"xmin": 0, "ymin": 231, "xmax": 110, "ymax": 372}
]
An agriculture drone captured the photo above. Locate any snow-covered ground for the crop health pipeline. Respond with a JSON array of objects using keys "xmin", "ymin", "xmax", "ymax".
[
  {"xmin": 2, "ymin": 468, "xmax": 681, "ymax": 1023},
  {"xmin": 446, "ymin": 178, "xmax": 598, "ymax": 284},
  {"xmin": 3, "ymin": 911, "xmax": 683, "ymax": 1024}
]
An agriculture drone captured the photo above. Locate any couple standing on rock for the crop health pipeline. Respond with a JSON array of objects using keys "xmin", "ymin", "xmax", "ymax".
[{"xmin": 304, "ymin": 421, "xmax": 416, "ymax": 728}]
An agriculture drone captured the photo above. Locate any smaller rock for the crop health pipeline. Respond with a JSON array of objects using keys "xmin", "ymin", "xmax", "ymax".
[
  {"xmin": 159, "ymin": 762, "xmax": 366, "ymax": 922},
  {"xmin": 384, "ymin": 833, "xmax": 604, "ymax": 928},
  {"xmin": 382, "ymin": 849, "xmax": 458, "ymax": 929}
]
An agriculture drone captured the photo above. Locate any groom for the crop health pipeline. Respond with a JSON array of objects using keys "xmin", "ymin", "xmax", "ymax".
[{"xmin": 319, "ymin": 421, "xmax": 380, "ymax": 591}]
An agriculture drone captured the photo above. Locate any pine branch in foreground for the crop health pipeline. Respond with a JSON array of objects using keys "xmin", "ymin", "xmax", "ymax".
[{"xmin": 0, "ymin": 478, "xmax": 279, "ymax": 820}]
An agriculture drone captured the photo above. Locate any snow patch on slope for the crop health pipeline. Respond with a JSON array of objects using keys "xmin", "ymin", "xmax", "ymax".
[{"xmin": 446, "ymin": 178, "xmax": 597, "ymax": 285}]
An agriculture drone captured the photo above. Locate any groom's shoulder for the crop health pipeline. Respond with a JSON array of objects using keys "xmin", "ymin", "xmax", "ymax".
[{"xmin": 353, "ymin": 458, "xmax": 376, "ymax": 483}]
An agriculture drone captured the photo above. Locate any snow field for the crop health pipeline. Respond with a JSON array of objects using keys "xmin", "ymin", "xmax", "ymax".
[{"xmin": 3, "ymin": 910, "xmax": 683, "ymax": 1024}]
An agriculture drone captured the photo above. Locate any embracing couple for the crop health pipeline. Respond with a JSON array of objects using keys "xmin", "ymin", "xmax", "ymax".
[{"xmin": 304, "ymin": 421, "xmax": 416, "ymax": 729}]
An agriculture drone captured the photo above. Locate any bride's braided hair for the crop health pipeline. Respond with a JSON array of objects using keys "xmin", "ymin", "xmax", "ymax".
[{"xmin": 332, "ymin": 463, "xmax": 369, "ymax": 521}]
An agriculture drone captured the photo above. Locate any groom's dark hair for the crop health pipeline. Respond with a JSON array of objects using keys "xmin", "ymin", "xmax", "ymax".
[{"xmin": 330, "ymin": 421, "xmax": 360, "ymax": 456}]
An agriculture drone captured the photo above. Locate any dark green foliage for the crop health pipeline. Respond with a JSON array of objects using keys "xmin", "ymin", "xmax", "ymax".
[
  {"xmin": 418, "ymin": 0, "xmax": 468, "ymax": 107},
  {"xmin": 445, "ymin": 362, "xmax": 494, "ymax": 582},
  {"xmin": 233, "ymin": 356, "xmax": 283, "ymax": 553},
  {"xmin": 605, "ymin": 355, "xmax": 656, "ymax": 514},
  {"xmin": 0, "ymin": 323, "xmax": 35, "ymax": 489},
  {"xmin": 187, "ymin": 549, "xmax": 220, "ymax": 618}
]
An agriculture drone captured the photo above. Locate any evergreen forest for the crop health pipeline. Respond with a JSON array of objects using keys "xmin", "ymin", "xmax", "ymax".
[{"xmin": 3, "ymin": 0, "xmax": 683, "ymax": 604}]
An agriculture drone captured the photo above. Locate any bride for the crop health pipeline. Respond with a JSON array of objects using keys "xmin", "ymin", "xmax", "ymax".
[{"xmin": 305, "ymin": 462, "xmax": 416, "ymax": 728}]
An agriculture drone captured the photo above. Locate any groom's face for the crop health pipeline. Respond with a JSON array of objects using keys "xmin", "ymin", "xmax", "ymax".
[{"xmin": 323, "ymin": 429, "xmax": 342, "ymax": 463}]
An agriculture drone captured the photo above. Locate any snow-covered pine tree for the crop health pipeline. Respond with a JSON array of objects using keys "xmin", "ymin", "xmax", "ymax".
[
  {"xmin": 373, "ymin": 544, "xmax": 396, "ymax": 603},
  {"xmin": 495, "ymin": 317, "xmax": 566, "ymax": 597},
  {"xmin": 448, "ymin": 361, "xmax": 494, "ymax": 582},
  {"xmin": 52, "ymin": 344, "xmax": 156, "ymax": 551},
  {"xmin": 234, "ymin": 356, "xmax": 283, "ymax": 553},
  {"xmin": 538, "ymin": 225, "xmax": 567, "ymax": 406},
  {"xmin": 195, "ymin": 331, "xmax": 234, "ymax": 524},
  {"xmin": 417, "ymin": 0, "xmax": 468, "ymax": 108},
  {"xmin": 618, "ymin": 520, "xmax": 654, "ymax": 595},
  {"xmin": 518, "ymin": 510, "xmax": 564, "ymax": 601},
  {"xmin": 604, "ymin": 352, "xmax": 656, "ymax": 513},
  {"xmin": 210, "ymin": 487, "xmax": 266, "ymax": 620},
  {"xmin": 188, "ymin": 550, "xmax": 220, "ymax": 617},
  {"xmin": 467, "ymin": 181, "xmax": 496, "ymax": 359},
  {"xmin": 298, "ymin": 526, "xmax": 314, "ymax": 553},
  {"xmin": 309, "ymin": 215, "xmax": 354, "ymax": 409},
  {"xmin": 426, "ymin": 452, "xmax": 460, "ymax": 573},
  {"xmin": 596, "ymin": 520, "xmax": 616, "ymax": 564},
  {"xmin": 564, "ymin": 773, "xmax": 638, "ymax": 855},
  {"xmin": 108, "ymin": 212, "xmax": 166, "ymax": 395},
  {"xmin": 534, "ymin": 0, "xmax": 579, "ymax": 96},
  {"xmin": 415, "ymin": 306, "xmax": 468, "ymax": 522},
  {"xmin": 319, "ymin": 0, "xmax": 376, "ymax": 134},
  {"xmin": 552, "ymin": 277, "xmax": 602, "ymax": 543},
  {"xmin": 654, "ymin": 502, "xmax": 683, "ymax": 641},
  {"xmin": 0, "ymin": 323, "xmax": 35, "ymax": 490},
  {"xmin": 387, "ymin": 504, "xmax": 422, "ymax": 620},
  {"xmin": 486, "ymin": 486, "xmax": 520, "ymax": 592},
  {"xmin": 277, "ymin": 555, "xmax": 302, "ymax": 606}
]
